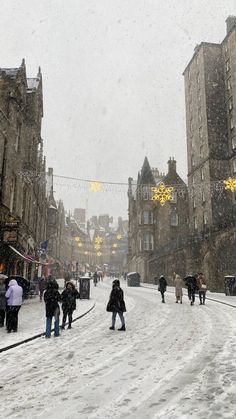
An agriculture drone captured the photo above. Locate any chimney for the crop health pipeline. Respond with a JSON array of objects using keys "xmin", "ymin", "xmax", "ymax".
[
  {"xmin": 226, "ymin": 16, "xmax": 236, "ymax": 34},
  {"xmin": 168, "ymin": 157, "xmax": 176, "ymax": 174}
]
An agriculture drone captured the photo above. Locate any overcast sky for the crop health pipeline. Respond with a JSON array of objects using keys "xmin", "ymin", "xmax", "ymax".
[{"xmin": 0, "ymin": 0, "xmax": 235, "ymax": 220}]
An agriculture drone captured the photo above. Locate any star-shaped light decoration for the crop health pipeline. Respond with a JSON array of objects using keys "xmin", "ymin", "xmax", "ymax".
[
  {"xmin": 97, "ymin": 251, "xmax": 102, "ymax": 257},
  {"xmin": 151, "ymin": 182, "xmax": 173, "ymax": 206},
  {"xmin": 116, "ymin": 234, "xmax": 122, "ymax": 240},
  {"xmin": 95, "ymin": 236, "xmax": 103, "ymax": 245},
  {"xmin": 90, "ymin": 181, "xmax": 102, "ymax": 192},
  {"xmin": 224, "ymin": 177, "xmax": 236, "ymax": 192},
  {"xmin": 74, "ymin": 236, "xmax": 80, "ymax": 242}
]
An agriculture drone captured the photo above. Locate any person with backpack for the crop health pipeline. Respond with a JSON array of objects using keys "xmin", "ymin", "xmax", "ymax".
[
  {"xmin": 44, "ymin": 280, "xmax": 61, "ymax": 338},
  {"xmin": 106, "ymin": 279, "xmax": 126, "ymax": 331},
  {"xmin": 61, "ymin": 281, "xmax": 80, "ymax": 329}
]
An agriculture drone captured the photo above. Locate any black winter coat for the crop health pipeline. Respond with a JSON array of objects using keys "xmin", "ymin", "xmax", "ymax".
[
  {"xmin": 106, "ymin": 286, "xmax": 126, "ymax": 313},
  {"xmin": 159, "ymin": 277, "xmax": 167, "ymax": 292},
  {"xmin": 184, "ymin": 276, "xmax": 198, "ymax": 292},
  {"xmin": 44, "ymin": 288, "xmax": 61, "ymax": 317},
  {"xmin": 61, "ymin": 288, "xmax": 80, "ymax": 312}
]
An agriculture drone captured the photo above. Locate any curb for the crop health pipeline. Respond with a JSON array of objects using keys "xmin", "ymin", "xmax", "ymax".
[{"xmin": 0, "ymin": 302, "xmax": 95, "ymax": 354}]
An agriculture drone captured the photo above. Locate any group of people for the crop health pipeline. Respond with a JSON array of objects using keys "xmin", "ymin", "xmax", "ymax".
[{"xmin": 157, "ymin": 272, "xmax": 207, "ymax": 305}]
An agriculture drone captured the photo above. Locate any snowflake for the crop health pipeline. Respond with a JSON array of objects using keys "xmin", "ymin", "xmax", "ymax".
[
  {"xmin": 89, "ymin": 181, "xmax": 102, "ymax": 192},
  {"xmin": 224, "ymin": 177, "xmax": 236, "ymax": 192},
  {"xmin": 151, "ymin": 182, "xmax": 173, "ymax": 206}
]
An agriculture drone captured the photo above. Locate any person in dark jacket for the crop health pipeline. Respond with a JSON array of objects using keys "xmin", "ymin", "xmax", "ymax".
[
  {"xmin": 106, "ymin": 279, "xmax": 126, "ymax": 331},
  {"xmin": 38, "ymin": 276, "xmax": 47, "ymax": 301},
  {"xmin": 93, "ymin": 271, "xmax": 98, "ymax": 286},
  {"xmin": 61, "ymin": 281, "xmax": 80, "ymax": 329},
  {"xmin": 158, "ymin": 275, "xmax": 167, "ymax": 303},
  {"xmin": 0, "ymin": 276, "xmax": 6, "ymax": 327},
  {"xmin": 44, "ymin": 280, "xmax": 61, "ymax": 338},
  {"xmin": 184, "ymin": 274, "xmax": 198, "ymax": 306}
]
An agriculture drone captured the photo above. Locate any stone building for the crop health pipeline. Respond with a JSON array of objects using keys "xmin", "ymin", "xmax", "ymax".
[
  {"xmin": 182, "ymin": 16, "xmax": 236, "ymax": 289},
  {"xmin": 0, "ymin": 60, "xmax": 47, "ymax": 278},
  {"xmin": 128, "ymin": 157, "xmax": 188, "ymax": 282}
]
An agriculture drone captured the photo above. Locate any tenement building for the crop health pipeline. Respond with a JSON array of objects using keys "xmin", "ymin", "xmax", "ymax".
[
  {"xmin": 0, "ymin": 60, "xmax": 47, "ymax": 278},
  {"xmin": 128, "ymin": 17, "xmax": 236, "ymax": 290}
]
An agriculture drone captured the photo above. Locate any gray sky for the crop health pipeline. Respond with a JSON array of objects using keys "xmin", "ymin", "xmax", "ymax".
[{"xmin": 0, "ymin": 0, "xmax": 235, "ymax": 220}]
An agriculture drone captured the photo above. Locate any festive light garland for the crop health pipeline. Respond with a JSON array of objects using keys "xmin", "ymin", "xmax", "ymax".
[{"xmin": 18, "ymin": 170, "xmax": 236, "ymax": 204}]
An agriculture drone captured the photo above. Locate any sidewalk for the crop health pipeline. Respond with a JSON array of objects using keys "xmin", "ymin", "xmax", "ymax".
[
  {"xmin": 0, "ymin": 279, "xmax": 94, "ymax": 349},
  {"xmin": 142, "ymin": 283, "xmax": 236, "ymax": 307}
]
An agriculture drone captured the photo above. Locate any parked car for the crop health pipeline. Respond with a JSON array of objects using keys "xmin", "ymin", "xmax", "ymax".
[{"xmin": 5, "ymin": 275, "xmax": 31, "ymax": 299}]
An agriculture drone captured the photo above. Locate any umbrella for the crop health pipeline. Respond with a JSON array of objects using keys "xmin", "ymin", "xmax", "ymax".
[{"xmin": 0, "ymin": 274, "xmax": 8, "ymax": 279}]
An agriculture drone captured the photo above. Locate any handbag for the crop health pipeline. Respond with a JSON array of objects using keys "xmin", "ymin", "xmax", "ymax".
[{"xmin": 201, "ymin": 284, "xmax": 207, "ymax": 289}]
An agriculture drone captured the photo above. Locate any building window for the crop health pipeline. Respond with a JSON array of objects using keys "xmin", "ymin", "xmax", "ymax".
[
  {"xmin": 200, "ymin": 145, "xmax": 204, "ymax": 158},
  {"xmin": 232, "ymin": 136, "xmax": 236, "ymax": 150},
  {"xmin": 202, "ymin": 189, "xmax": 206, "ymax": 203},
  {"xmin": 226, "ymin": 59, "xmax": 230, "ymax": 72},
  {"xmin": 230, "ymin": 116, "xmax": 234, "ymax": 130},
  {"xmin": 191, "ymin": 155, "xmax": 195, "ymax": 167},
  {"xmin": 229, "ymin": 97, "xmax": 233, "ymax": 111},
  {"xmin": 203, "ymin": 211, "xmax": 208, "ymax": 225},
  {"xmin": 15, "ymin": 123, "xmax": 21, "ymax": 152},
  {"xmin": 193, "ymin": 217, "xmax": 197, "ymax": 230},
  {"xmin": 171, "ymin": 191, "xmax": 177, "ymax": 203},
  {"xmin": 143, "ymin": 233, "xmax": 154, "ymax": 251},
  {"xmin": 199, "ymin": 126, "xmax": 203, "ymax": 139},
  {"xmin": 200, "ymin": 168, "xmax": 204, "ymax": 180},
  {"xmin": 233, "ymin": 158, "xmax": 236, "ymax": 174},
  {"xmin": 170, "ymin": 213, "xmax": 178, "ymax": 226},
  {"xmin": 9, "ymin": 177, "xmax": 16, "ymax": 213},
  {"xmin": 193, "ymin": 197, "xmax": 196, "ymax": 209},
  {"xmin": 227, "ymin": 77, "xmax": 232, "ymax": 91},
  {"xmin": 142, "ymin": 186, "xmax": 149, "ymax": 200},
  {"xmin": 143, "ymin": 210, "xmax": 153, "ymax": 224}
]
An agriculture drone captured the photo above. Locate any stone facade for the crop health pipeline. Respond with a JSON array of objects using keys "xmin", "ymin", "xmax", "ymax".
[
  {"xmin": 128, "ymin": 17, "xmax": 236, "ymax": 290},
  {"xmin": 0, "ymin": 60, "xmax": 47, "ymax": 278}
]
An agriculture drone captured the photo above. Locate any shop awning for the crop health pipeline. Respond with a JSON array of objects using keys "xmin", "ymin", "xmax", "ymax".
[{"xmin": 8, "ymin": 246, "xmax": 49, "ymax": 265}]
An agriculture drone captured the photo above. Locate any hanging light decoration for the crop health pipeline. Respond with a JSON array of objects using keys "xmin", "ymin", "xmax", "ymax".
[
  {"xmin": 90, "ymin": 181, "xmax": 102, "ymax": 192},
  {"xmin": 95, "ymin": 236, "xmax": 103, "ymax": 245},
  {"xmin": 97, "ymin": 251, "xmax": 102, "ymax": 257},
  {"xmin": 224, "ymin": 177, "xmax": 236, "ymax": 192},
  {"xmin": 151, "ymin": 182, "xmax": 173, "ymax": 206},
  {"xmin": 116, "ymin": 234, "xmax": 122, "ymax": 240},
  {"xmin": 74, "ymin": 236, "xmax": 80, "ymax": 242}
]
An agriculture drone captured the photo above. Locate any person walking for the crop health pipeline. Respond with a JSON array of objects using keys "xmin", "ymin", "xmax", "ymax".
[
  {"xmin": 173, "ymin": 273, "xmax": 183, "ymax": 304},
  {"xmin": 0, "ymin": 276, "xmax": 6, "ymax": 327},
  {"xmin": 106, "ymin": 279, "xmax": 126, "ymax": 331},
  {"xmin": 184, "ymin": 274, "xmax": 198, "ymax": 306},
  {"xmin": 5, "ymin": 279, "xmax": 23, "ymax": 333},
  {"xmin": 93, "ymin": 271, "xmax": 98, "ymax": 287},
  {"xmin": 197, "ymin": 272, "xmax": 207, "ymax": 305},
  {"xmin": 158, "ymin": 275, "xmax": 167, "ymax": 303},
  {"xmin": 38, "ymin": 276, "xmax": 47, "ymax": 301},
  {"xmin": 44, "ymin": 280, "xmax": 61, "ymax": 338},
  {"xmin": 61, "ymin": 281, "xmax": 80, "ymax": 329}
]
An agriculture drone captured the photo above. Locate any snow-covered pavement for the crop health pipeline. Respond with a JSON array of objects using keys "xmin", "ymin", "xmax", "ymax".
[{"xmin": 0, "ymin": 278, "xmax": 236, "ymax": 419}]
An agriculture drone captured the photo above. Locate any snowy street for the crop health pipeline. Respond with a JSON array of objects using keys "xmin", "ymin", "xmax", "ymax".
[{"xmin": 0, "ymin": 278, "xmax": 236, "ymax": 419}]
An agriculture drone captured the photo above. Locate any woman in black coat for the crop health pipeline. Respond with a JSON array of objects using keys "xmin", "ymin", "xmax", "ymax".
[
  {"xmin": 158, "ymin": 275, "xmax": 167, "ymax": 303},
  {"xmin": 44, "ymin": 280, "xmax": 61, "ymax": 338},
  {"xmin": 61, "ymin": 281, "xmax": 80, "ymax": 329},
  {"xmin": 106, "ymin": 279, "xmax": 126, "ymax": 331}
]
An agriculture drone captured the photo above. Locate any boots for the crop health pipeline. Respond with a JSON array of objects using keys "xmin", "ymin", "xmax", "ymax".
[
  {"xmin": 118, "ymin": 325, "xmax": 126, "ymax": 331},
  {"xmin": 109, "ymin": 326, "xmax": 115, "ymax": 330}
]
